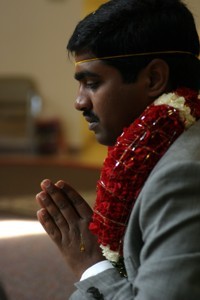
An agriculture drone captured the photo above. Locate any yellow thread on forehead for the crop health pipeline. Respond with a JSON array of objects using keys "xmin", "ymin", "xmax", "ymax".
[{"xmin": 75, "ymin": 51, "xmax": 197, "ymax": 66}]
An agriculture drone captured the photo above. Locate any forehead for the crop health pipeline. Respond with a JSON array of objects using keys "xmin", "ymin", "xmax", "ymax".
[
  {"xmin": 75, "ymin": 51, "xmax": 96, "ymax": 65},
  {"xmin": 74, "ymin": 52, "xmax": 119, "ymax": 80}
]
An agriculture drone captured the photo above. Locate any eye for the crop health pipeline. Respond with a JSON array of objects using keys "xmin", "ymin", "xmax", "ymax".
[{"xmin": 85, "ymin": 81, "xmax": 100, "ymax": 91}]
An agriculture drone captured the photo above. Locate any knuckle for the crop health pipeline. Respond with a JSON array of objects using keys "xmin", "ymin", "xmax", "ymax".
[
  {"xmin": 56, "ymin": 217, "xmax": 66, "ymax": 227},
  {"xmin": 70, "ymin": 193, "xmax": 83, "ymax": 206},
  {"xmin": 48, "ymin": 185, "xmax": 57, "ymax": 195},
  {"xmin": 58, "ymin": 201, "xmax": 68, "ymax": 210},
  {"xmin": 52, "ymin": 213, "xmax": 60, "ymax": 222},
  {"xmin": 50, "ymin": 229, "xmax": 61, "ymax": 242}
]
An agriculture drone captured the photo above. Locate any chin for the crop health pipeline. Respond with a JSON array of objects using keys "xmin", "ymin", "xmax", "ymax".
[{"xmin": 95, "ymin": 132, "xmax": 117, "ymax": 147}]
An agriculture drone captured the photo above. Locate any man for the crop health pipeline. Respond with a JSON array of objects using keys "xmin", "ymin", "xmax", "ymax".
[{"xmin": 36, "ymin": 0, "xmax": 200, "ymax": 299}]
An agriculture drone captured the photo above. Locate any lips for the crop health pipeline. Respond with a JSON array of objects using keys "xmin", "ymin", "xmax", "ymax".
[
  {"xmin": 83, "ymin": 111, "xmax": 99, "ymax": 121},
  {"xmin": 83, "ymin": 112, "xmax": 99, "ymax": 131},
  {"xmin": 88, "ymin": 122, "xmax": 99, "ymax": 131},
  {"xmin": 84, "ymin": 116, "xmax": 97, "ymax": 123},
  {"xmin": 84, "ymin": 116, "xmax": 98, "ymax": 130}
]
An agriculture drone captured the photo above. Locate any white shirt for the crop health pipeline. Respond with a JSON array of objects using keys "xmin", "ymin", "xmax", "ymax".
[{"xmin": 80, "ymin": 260, "xmax": 114, "ymax": 281}]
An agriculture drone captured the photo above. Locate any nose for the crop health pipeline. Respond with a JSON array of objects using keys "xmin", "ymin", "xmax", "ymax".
[{"xmin": 74, "ymin": 93, "xmax": 92, "ymax": 111}]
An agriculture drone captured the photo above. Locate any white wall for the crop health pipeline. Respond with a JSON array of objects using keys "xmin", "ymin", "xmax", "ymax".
[{"xmin": 0, "ymin": 0, "xmax": 83, "ymax": 149}]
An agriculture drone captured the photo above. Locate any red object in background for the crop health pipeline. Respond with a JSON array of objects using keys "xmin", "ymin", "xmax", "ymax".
[{"xmin": 35, "ymin": 118, "xmax": 62, "ymax": 154}]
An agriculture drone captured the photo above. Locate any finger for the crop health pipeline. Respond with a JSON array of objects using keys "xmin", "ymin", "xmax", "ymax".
[
  {"xmin": 37, "ymin": 208, "xmax": 63, "ymax": 244},
  {"xmin": 37, "ymin": 190, "xmax": 70, "ymax": 232},
  {"xmin": 36, "ymin": 192, "xmax": 45, "ymax": 208},
  {"xmin": 37, "ymin": 196, "xmax": 80, "ymax": 254},
  {"xmin": 56, "ymin": 180, "xmax": 93, "ymax": 220},
  {"xmin": 40, "ymin": 179, "xmax": 81, "ymax": 225}
]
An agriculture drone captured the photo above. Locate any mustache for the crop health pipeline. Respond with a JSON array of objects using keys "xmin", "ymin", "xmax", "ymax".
[{"xmin": 83, "ymin": 110, "xmax": 99, "ymax": 122}]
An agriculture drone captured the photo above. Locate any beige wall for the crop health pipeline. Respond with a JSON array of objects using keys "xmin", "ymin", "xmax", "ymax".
[
  {"xmin": 187, "ymin": 0, "xmax": 200, "ymax": 31},
  {"xmin": 0, "ymin": 0, "xmax": 199, "ymax": 154},
  {"xmin": 0, "ymin": 0, "xmax": 83, "ymax": 149},
  {"xmin": 83, "ymin": 0, "xmax": 107, "ymax": 14}
]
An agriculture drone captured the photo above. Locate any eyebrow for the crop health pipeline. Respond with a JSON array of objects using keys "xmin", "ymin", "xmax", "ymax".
[{"xmin": 74, "ymin": 71, "xmax": 101, "ymax": 81}]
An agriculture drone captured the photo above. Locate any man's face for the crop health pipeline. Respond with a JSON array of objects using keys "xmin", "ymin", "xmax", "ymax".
[{"xmin": 74, "ymin": 52, "xmax": 151, "ymax": 146}]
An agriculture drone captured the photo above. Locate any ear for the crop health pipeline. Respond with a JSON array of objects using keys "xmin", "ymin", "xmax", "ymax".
[{"xmin": 145, "ymin": 59, "xmax": 170, "ymax": 98}]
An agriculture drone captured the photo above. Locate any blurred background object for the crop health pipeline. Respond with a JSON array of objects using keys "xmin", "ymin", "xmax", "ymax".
[
  {"xmin": 35, "ymin": 117, "xmax": 62, "ymax": 154},
  {"xmin": 0, "ymin": 0, "xmax": 82, "ymax": 155},
  {"xmin": 0, "ymin": 77, "xmax": 42, "ymax": 153}
]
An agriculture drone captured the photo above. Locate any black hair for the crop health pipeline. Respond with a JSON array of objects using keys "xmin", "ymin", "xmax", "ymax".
[{"xmin": 67, "ymin": 0, "xmax": 200, "ymax": 90}]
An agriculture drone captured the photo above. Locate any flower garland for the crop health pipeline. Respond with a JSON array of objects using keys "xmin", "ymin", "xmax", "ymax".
[{"xmin": 89, "ymin": 87, "xmax": 200, "ymax": 264}]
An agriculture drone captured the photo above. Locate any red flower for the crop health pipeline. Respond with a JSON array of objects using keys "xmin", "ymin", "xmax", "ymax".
[{"xmin": 89, "ymin": 88, "xmax": 200, "ymax": 259}]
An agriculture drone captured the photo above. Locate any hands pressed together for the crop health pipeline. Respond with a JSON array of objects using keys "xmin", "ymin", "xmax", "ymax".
[{"xmin": 36, "ymin": 179, "xmax": 104, "ymax": 279}]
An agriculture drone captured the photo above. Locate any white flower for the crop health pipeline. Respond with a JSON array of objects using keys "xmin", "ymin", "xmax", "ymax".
[
  {"xmin": 100, "ymin": 244, "xmax": 120, "ymax": 262},
  {"xmin": 154, "ymin": 92, "xmax": 196, "ymax": 128}
]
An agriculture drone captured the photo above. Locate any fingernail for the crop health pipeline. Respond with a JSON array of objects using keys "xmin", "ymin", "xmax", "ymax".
[
  {"xmin": 41, "ymin": 209, "xmax": 47, "ymax": 216},
  {"xmin": 42, "ymin": 179, "xmax": 51, "ymax": 188},
  {"xmin": 40, "ymin": 209, "xmax": 49, "ymax": 221},
  {"xmin": 56, "ymin": 181, "xmax": 64, "ymax": 189},
  {"xmin": 38, "ymin": 192, "xmax": 46, "ymax": 201}
]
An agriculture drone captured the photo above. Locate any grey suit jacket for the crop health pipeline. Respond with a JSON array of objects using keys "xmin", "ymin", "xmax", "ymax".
[{"xmin": 70, "ymin": 120, "xmax": 200, "ymax": 300}]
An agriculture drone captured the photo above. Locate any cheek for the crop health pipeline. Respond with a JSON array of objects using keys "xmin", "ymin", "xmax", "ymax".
[
  {"xmin": 93, "ymin": 89, "xmax": 114, "ymax": 118},
  {"xmin": 102, "ymin": 94, "xmax": 120, "ymax": 125},
  {"xmin": 93, "ymin": 82, "xmax": 131, "ymax": 126}
]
